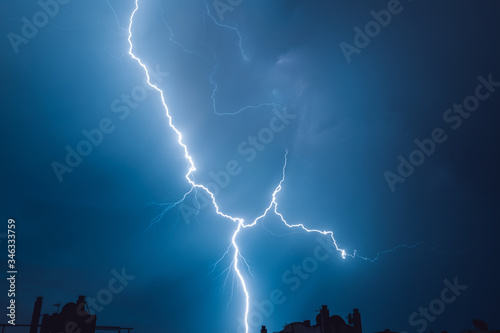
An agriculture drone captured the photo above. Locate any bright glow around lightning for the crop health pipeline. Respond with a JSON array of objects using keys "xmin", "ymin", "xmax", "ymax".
[{"xmin": 127, "ymin": 2, "xmax": 429, "ymax": 332}]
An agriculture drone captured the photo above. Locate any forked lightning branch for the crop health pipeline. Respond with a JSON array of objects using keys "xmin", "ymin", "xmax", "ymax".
[{"xmin": 126, "ymin": 1, "xmax": 426, "ymax": 332}]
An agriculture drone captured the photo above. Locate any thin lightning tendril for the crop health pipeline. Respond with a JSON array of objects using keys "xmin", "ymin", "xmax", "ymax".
[
  {"xmin": 204, "ymin": 1, "xmax": 249, "ymax": 62},
  {"xmin": 209, "ymin": 61, "xmax": 280, "ymax": 115},
  {"xmin": 106, "ymin": 0, "xmax": 128, "ymax": 32},
  {"xmin": 147, "ymin": 186, "xmax": 195, "ymax": 229},
  {"xmin": 158, "ymin": 2, "xmax": 208, "ymax": 61},
  {"xmin": 156, "ymin": 1, "xmax": 278, "ymax": 116},
  {"xmin": 128, "ymin": 2, "xmax": 437, "ymax": 332}
]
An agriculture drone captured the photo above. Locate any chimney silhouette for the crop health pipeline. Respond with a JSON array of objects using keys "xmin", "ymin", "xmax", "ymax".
[
  {"xmin": 30, "ymin": 297, "xmax": 43, "ymax": 333},
  {"xmin": 261, "ymin": 325, "xmax": 268, "ymax": 333},
  {"xmin": 316, "ymin": 305, "xmax": 330, "ymax": 333},
  {"xmin": 77, "ymin": 295, "xmax": 86, "ymax": 306},
  {"xmin": 352, "ymin": 308, "xmax": 362, "ymax": 333}
]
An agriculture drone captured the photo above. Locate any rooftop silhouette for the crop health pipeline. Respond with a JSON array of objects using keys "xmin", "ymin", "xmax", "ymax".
[
  {"xmin": 262, "ymin": 305, "xmax": 498, "ymax": 333},
  {"xmin": 1, "ymin": 296, "xmax": 132, "ymax": 333}
]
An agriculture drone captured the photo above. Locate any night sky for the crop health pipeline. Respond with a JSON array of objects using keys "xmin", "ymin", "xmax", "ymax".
[{"xmin": 2, "ymin": 1, "xmax": 500, "ymax": 333}]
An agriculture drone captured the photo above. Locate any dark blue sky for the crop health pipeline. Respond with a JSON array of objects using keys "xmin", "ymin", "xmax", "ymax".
[{"xmin": 2, "ymin": 1, "xmax": 500, "ymax": 332}]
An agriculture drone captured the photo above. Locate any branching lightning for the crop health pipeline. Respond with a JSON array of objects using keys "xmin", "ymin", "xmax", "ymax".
[
  {"xmin": 127, "ymin": 2, "xmax": 437, "ymax": 332},
  {"xmin": 155, "ymin": 0, "xmax": 280, "ymax": 116},
  {"xmin": 203, "ymin": 1, "xmax": 249, "ymax": 62},
  {"xmin": 128, "ymin": 3, "xmax": 251, "ymax": 331},
  {"xmin": 208, "ymin": 60, "xmax": 280, "ymax": 115},
  {"xmin": 147, "ymin": 187, "xmax": 195, "ymax": 228},
  {"xmin": 158, "ymin": 2, "xmax": 209, "ymax": 61}
]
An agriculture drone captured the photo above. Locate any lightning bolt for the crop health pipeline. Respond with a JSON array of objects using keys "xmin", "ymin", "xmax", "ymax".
[
  {"xmin": 158, "ymin": 2, "xmax": 209, "ymax": 61},
  {"xmin": 128, "ymin": 4, "xmax": 252, "ymax": 330},
  {"xmin": 106, "ymin": 0, "xmax": 128, "ymax": 32},
  {"xmin": 239, "ymin": 152, "xmax": 349, "ymax": 260},
  {"xmin": 202, "ymin": 1, "xmax": 285, "ymax": 116},
  {"xmin": 154, "ymin": 0, "xmax": 280, "ymax": 117},
  {"xmin": 203, "ymin": 1, "xmax": 249, "ymax": 62},
  {"xmin": 209, "ymin": 60, "xmax": 280, "ymax": 115},
  {"xmin": 127, "ymin": 2, "xmax": 447, "ymax": 332}
]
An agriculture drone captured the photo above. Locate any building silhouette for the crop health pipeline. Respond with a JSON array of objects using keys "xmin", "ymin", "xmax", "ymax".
[
  {"xmin": 262, "ymin": 305, "xmax": 362, "ymax": 333},
  {"xmin": 461, "ymin": 319, "xmax": 500, "ymax": 333},
  {"xmin": 261, "ymin": 305, "xmax": 499, "ymax": 333},
  {"xmin": 1, "ymin": 296, "xmax": 132, "ymax": 333},
  {"xmin": 40, "ymin": 296, "xmax": 96, "ymax": 333},
  {"xmin": 2, "ymin": 299, "xmax": 498, "ymax": 333}
]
